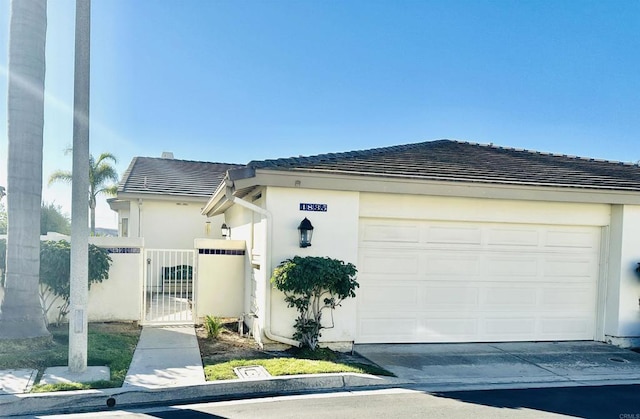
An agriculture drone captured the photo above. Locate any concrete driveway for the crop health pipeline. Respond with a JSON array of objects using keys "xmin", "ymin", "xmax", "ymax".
[{"xmin": 355, "ymin": 341, "xmax": 640, "ymax": 388}]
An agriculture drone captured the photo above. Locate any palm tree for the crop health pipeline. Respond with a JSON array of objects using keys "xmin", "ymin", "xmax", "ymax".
[
  {"xmin": 0, "ymin": 0, "xmax": 51, "ymax": 339},
  {"xmin": 49, "ymin": 152, "xmax": 118, "ymax": 235}
]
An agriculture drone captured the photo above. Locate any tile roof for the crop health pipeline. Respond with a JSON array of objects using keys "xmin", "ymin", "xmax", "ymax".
[
  {"xmin": 247, "ymin": 139, "xmax": 640, "ymax": 191},
  {"xmin": 118, "ymin": 157, "xmax": 243, "ymax": 198}
]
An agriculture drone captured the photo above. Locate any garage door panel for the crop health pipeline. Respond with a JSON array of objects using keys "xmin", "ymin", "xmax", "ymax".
[
  {"xmin": 540, "ymin": 287, "xmax": 596, "ymax": 308},
  {"xmin": 361, "ymin": 252, "xmax": 419, "ymax": 275},
  {"xmin": 484, "ymin": 317, "xmax": 537, "ymax": 336},
  {"xmin": 357, "ymin": 218, "xmax": 601, "ymax": 343},
  {"xmin": 359, "ymin": 284, "xmax": 420, "ymax": 308},
  {"xmin": 487, "ymin": 228, "xmax": 539, "ymax": 247},
  {"xmin": 545, "ymin": 230, "xmax": 599, "ymax": 249},
  {"xmin": 540, "ymin": 317, "xmax": 592, "ymax": 336},
  {"xmin": 544, "ymin": 258, "xmax": 596, "ymax": 278},
  {"xmin": 361, "ymin": 223, "xmax": 420, "ymax": 243},
  {"xmin": 421, "ymin": 318, "xmax": 479, "ymax": 339},
  {"xmin": 425, "ymin": 226, "xmax": 482, "ymax": 245},
  {"xmin": 425, "ymin": 254, "xmax": 480, "ymax": 276},
  {"xmin": 481, "ymin": 287, "xmax": 538, "ymax": 307},
  {"xmin": 423, "ymin": 287, "xmax": 479, "ymax": 307},
  {"xmin": 359, "ymin": 318, "xmax": 418, "ymax": 340},
  {"xmin": 485, "ymin": 257, "xmax": 539, "ymax": 278}
]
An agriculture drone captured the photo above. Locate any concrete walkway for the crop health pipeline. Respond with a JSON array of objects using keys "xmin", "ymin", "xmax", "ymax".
[{"xmin": 123, "ymin": 325, "xmax": 205, "ymax": 389}]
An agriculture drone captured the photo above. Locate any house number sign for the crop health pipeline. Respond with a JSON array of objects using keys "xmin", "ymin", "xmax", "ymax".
[{"xmin": 299, "ymin": 203, "xmax": 327, "ymax": 212}]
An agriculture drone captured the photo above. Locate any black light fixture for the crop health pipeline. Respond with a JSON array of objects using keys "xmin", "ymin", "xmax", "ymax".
[
  {"xmin": 221, "ymin": 223, "xmax": 230, "ymax": 239},
  {"xmin": 298, "ymin": 217, "xmax": 314, "ymax": 248}
]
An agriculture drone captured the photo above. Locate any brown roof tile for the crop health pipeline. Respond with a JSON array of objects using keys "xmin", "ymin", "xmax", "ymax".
[
  {"xmin": 247, "ymin": 140, "xmax": 640, "ymax": 191},
  {"xmin": 118, "ymin": 157, "xmax": 243, "ymax": 197}
]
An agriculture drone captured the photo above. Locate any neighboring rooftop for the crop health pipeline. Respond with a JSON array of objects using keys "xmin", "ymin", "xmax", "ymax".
[
  {"xmin": 247, "ymin": 139, "xmax": 640, "ymax": 191},
  {"xmin": 118, "ymin": 156, "xmax": 243, "ymax": 197}
]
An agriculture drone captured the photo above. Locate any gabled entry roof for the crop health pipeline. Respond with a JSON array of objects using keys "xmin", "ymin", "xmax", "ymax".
[
  {"xmin": 247, "ymin": 140, "xmax": 640, "ymax": 191},
  {"xmin": 118, "ymin": 156, "xmax": 243, "ymax": 198}
]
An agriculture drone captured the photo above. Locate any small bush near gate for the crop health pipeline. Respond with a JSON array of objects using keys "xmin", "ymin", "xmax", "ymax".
[
  {"xmin": 0, "ymin": 239, "xmax": 112, "ymax": 326},
  {"xmin": 271, "ymin": 256, "xmax": 358, "ymax": 351},
  {"xmin": 39, "ymin": 240, "xmax": 112, "ymax": 326},
  {"xmin": 204, "ymin": 315, "xmax": 223, "ymax": 339}
]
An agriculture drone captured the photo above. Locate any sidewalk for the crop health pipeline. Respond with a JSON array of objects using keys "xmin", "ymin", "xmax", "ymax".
[{"xmin": 123, "ymin": 326, "xmax": 205, "ymax": 389}]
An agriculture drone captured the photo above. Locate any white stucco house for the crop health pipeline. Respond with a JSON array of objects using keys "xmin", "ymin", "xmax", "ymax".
[
  {"xmin": 108, "ymin": 153, "xmax": 243, "ymax": 248},
  {"xmin": 201, "ymin": 139, "xmax": 640, "ymax": 349}
]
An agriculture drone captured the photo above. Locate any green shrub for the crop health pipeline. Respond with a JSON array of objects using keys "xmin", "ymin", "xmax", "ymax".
[
  {"xmin": 204, "ymin": 315, "xmax": 223, "ymax": 339},
  {"xmin": 39, "ymin": 240, "xmax": 112, "ymax": 326},
  {"xmin": 271, "ymin": 256, "xmax": 358, "ymax": 350}
]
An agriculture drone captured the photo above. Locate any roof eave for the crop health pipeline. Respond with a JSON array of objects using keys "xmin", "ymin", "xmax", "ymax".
[
  {"xmin": 202, "ymin": 166, "xmax": 257, "ymax": 216},
  {"xmin": 246, "ymin": 168, "xmax": 640, "ymax": 205}
]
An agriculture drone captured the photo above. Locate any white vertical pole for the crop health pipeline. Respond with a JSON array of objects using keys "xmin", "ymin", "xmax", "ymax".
[{"xmin": 69, "ymin": 0, "xmax": 90, "ymax": 373}]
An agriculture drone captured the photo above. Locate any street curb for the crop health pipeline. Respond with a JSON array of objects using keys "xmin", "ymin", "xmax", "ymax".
[
  {"xmin": 2, "ymin": 373, "xmax": 640, "ymax": 417},
  {"xmin": 0, "ymin": 373, "xmax": 411, "ymax": 417}
]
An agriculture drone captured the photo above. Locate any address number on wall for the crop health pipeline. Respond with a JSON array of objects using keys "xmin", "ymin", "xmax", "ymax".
[{"xmin": 299, "ymin": 203, "xmax": 327, "ymax": 212}]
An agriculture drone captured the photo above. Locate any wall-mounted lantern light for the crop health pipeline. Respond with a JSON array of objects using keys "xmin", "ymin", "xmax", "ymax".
[
  {"xmin": 298, "ymin": 217, "xmax": 314, "ymax": 248},
  {"xmin": 205, "ymin": 221, "xmax": 211, "ymax": 236},
  {"xmin": 221, "ymin": 223, "xmax": 230, "ymax": 239}
]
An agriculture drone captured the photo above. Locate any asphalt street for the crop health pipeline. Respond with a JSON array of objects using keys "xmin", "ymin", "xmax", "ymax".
[{"xmin": 32, "ymin": 385, "xmax": 640, "ymax": 419}]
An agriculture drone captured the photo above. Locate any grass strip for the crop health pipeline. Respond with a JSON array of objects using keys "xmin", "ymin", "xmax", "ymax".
[
  {"xmin": 203, "ymin": 350, "xmax": 393, "ymax": 381},
  {"xmin": 0, "ymin": 323, "xmax": 140, "ymax": 392}
]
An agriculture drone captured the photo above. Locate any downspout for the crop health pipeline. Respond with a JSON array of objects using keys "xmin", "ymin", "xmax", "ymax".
[{"xmin": 225, "ymin": 187, "xmax": 300, "ymax": 347}]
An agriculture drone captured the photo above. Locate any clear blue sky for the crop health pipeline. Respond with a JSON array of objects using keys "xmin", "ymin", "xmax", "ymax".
[{"xmin": 0, "ymin": 0, "xmax": 639, "ymax": 228}]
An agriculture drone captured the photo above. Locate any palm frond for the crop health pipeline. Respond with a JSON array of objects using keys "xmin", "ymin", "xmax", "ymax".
[
  {"xmin": 48, "ymin": 170, "xmax": 73, "ymax": 186},
  {"xmin": 97, "ymin": 185, "xmax": 118, "ymax": 196}
]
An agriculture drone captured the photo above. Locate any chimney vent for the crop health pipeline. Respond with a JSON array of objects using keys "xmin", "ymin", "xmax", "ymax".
[{"xmin": 161, "ymin": 152, "xmax": 174, "ymax": 159}]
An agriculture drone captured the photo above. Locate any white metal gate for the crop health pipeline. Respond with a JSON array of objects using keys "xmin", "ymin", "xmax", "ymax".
[{"xmin": 143, "ymin": 249, "xmax": 196, "ymax": 325}]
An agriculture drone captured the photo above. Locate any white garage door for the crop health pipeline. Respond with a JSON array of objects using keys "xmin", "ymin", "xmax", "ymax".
[{"xmin": 356, "ymin": 218, "xmax": 601, "ymax": 343}]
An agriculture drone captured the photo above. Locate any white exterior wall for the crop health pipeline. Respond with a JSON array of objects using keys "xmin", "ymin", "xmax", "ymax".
[
  {"xmin": 359, "ymin": 193, "xmax": 611, "ymax": 226},
  {"xmin": 265, "ymin": 187, "xmax": 360, "ymax": 346},
  {"xmin": 195, "ymin": 239, "xmax": 245, "ymax": 319},
  {"xmin": 86, "ymin": 238, "xmax": 143, "ymax": 322},
  {"xmin": 217, "ymin": 187, "xmax": 640, "ymax": 348},
  {"xmin": 138, "ymin": 199, "xmax": 225, "ymax": 249},
  {"xmin": 112, "ymin": 198, "xmax": 227, "ymax": 248},
  {"xmin": 224, "ymin": 199, "xmax": 258, "ymax": 322},
  {"xmin": 606, "ymin": 205, "xmax": 640, "ymax": 346},
  {"xmin": 35, "ymin": 237, "xmax": 144, "ymax": 324}
]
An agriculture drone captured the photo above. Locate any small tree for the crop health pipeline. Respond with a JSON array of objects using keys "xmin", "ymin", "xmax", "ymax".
[
  {"xmin": 271, "ymin": 256, "xmax": 358, "ymax": 350},
  {"xmin": 48, "ymin": 152, "xmax": 119, "ymax": 235},
  {"xmin": 40, "ymin": 202, "xmax": 71, "ymax": 235},
  {"xmin": 39, "ymin": 240, "xmax": 112, "ymax": 326}
]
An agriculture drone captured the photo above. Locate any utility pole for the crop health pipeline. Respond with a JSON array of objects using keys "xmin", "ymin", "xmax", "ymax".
[{"xmin": 69, "ymin": 0, "xmax": 91, "ymax": 373}]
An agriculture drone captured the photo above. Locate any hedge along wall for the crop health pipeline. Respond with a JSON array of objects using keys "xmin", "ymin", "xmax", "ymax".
[{"xmin": 0, "ymin": 235, "xmax": 144, "ymax": 324}]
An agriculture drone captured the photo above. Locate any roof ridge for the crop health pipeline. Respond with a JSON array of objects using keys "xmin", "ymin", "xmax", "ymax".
[
  {"xmin": 135, "ymin": 156, "xmax": 243, "ymax": 166},
  {"xmin": 249, "ymin": 139, "xmax": 451, "ymax": 167},
  {"xmin": 452, "ymin": 140, "xmax": 636, "ymax": 166}
]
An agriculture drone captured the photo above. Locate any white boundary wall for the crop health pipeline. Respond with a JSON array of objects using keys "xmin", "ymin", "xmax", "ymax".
[{"xmin": 0, "ymin": 234, "xmax": 143, "ymax": 324}]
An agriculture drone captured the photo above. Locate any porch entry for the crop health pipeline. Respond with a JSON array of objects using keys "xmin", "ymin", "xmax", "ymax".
[{"xmin": 142, "ymin": 249, "xmax": 196, "ymax": 325}]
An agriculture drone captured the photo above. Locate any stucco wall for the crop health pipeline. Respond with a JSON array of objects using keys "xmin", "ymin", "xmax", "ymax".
[
  {"xmin": 37, "ymin": 237, "xmax": 144, "ymax": 324},
  {"xmin": 359, "ymin": 193, "xmax": 611, "ymax": 226},
  {"xmin": 215, "ymin": 188, "xmax": 640, "ymax": 348},
  {"xmin": 224, "ymin": 198, "xmax": 259, "ymax": 321},
  {"xmin": 607, "ymin": 205, "xmax": 640, "ymax": 344},
  {"xmin": 137, "ymin": 199, "xmax": 225, "ymax": 249},
  {"xmin": 195, "ymin": 239, "xmax": 245, "ymax": 319},
  {"xmin": 265, "ymin": 187, "xmax": 360, "ymax": 345}
]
